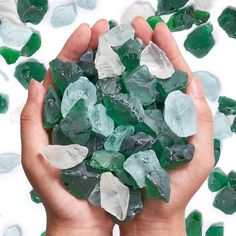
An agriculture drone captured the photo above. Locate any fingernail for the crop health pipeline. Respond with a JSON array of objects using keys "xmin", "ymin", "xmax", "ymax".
[
  {"xmin": 28, "ymin": 80, "xmax": 38, "ymax": 100},
  {"xmin": 188, "ymin": 79, "xmax": 205, "ymax": 98}
]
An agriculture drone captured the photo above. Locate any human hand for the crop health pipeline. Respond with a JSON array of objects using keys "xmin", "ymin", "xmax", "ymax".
[
  {"xmin": 20, "ymin": 20, "xmax": 114, "ymax": 236},
  {"xmin": 119, "ymin": 17, "xmax": 215, "ymax": 236}
]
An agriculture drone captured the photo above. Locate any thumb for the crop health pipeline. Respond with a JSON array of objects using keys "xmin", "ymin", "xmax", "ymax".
[{"xmin": 187, "ymin": 78, "xmax": 215, "ymax": 176}]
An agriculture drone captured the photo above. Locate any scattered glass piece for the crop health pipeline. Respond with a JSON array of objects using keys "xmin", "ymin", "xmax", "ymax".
[{"xmin": 0, "ymin": 153, "xmax": 20, "ymax": 174}]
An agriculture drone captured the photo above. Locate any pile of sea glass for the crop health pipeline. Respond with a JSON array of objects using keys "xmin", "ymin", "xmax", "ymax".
[{"xmin": 41, "ymin": 24, "xmax": 198, "ymax": 222}]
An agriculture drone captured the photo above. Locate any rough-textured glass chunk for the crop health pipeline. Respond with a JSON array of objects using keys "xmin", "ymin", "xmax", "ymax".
[
  {"xmin": 52, "ymin": 124, "xmax": 73, "ymax": 145},
  {"xmin": 218, "ymin": 96, "xmax": 236, "ymax": 116},
  {"xmin": 100, "ymin": 172, "xmax": 130, "ymax": 221},
  {"xmin": 185, "ymin": 210, "xmax": 203, "ymax": 236},
  {"xmin": 206, "ymin": 223, "xmax": 224, "ymax": 236},
  {"xmin": 164, "ymin": 91, "xmax": 197, "ymax": 137},
  {"xmin": 231, "ymin": 117, "xmax": 236, "ymax": 133},
  {"xmin": 184, "ymin": 23, "xmax": 215, "ymax": 58},
  {"xmin": 30, "ymin": 189, "xmax": 41, "ymax": 204},
  {"xmin": 140, "ymin": 41, "xmax": 174, "ymax": 79},
  {"xmin": 214, "ymin": 139, "xmax": 221, "ymax": 166},
  {"xmin": 0, "ymin": 46, "xmax": 20, "ymax": 64},
  {"xmin": 0, "ymin": 153, "xmax": 20, "ymax": 174},
  {"xmin": 228, "ymin": 171, "xmax": 236, "ymax": 191},
  {"xmin": 61, "ymin": 77, "xmax": 97, "ymax": 118},
  {"xmin": 51, "ymin": 3, "xmax": 77, "ymax": 28},
  {"xmin": 3, "ymin": 225, "xmax": 22, "ymax": 236},
  {"xmin": 121, "ymin": 2, "xmax": 155, "ymax": 23},
  {"xmin": 147, "ymin": 15, "xmax": 164, "ymax": 30},
  {"xmin": 77, "ymin": 0, "xmax": 97, "ymax": 10},
  {"xmin": 213, "ymin": 113, "xmax": 232, "ymax": 140},
  {"xmin": 14, "ymin": 61, "xmax": 46, "ymax": 89},
  {"xmin": 104, "ymin": 125, "xmax": 134, "ymax": 152},
  {"xmin": 193, "ymin": 71, "xmax": 220, "ymax": 102},
  {"xmin": 218, "ymin": 7, "xmax": 236, "ymax": 39},
  {"xmin": 208, "ymin": 168, "xmax": 228, "ymax": 192},
  {"xmin": 0, "ymin": 93, "xmax": 9, "ymax": 114},
  {"xmin": 157, "ymin": 0, "xmax": 189, "ymax": 15},
  {"xmin": 17, "ymin": 0, "xmax": 48, "ymax": 24},
  {"xmin": 41, "ymin": 144, "xmax": 88, "ymax": 169},
  {"xmin": 109, "ymin": 19, "xmax": 118, "ymax": 29},
  {"xmin": 195, "ymin": 10, "xmax": 210, "ymax": 26},
  {"xmin": 213, "ymin": 186, "xmax": 236, "ymax": 215},
  {"xmin": 88, "ymin": 104, "xmax": 114, "ymax": 137},
  {"xmin": 122, "ymin": 65, "xmax": 156, "ymax": 106}
]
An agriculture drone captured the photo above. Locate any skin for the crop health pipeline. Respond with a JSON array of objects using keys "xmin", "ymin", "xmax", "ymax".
[{"xmin": 20, "ymin": 17, "xmax": 214, "ymax": 236}]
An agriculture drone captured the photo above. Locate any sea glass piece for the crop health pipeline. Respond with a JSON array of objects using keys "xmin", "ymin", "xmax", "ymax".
[
  {"xmin": 0, "ymin": 93, "xmax": 9, "ymax": 114},
  {"xmin": 14, "ymin": 61, "xmax": 46, "ymax": 89},
  {"xmin": 41, "ymin": 144, "xmax": 88, "ymax": 169},
  {"xmin": 62, "ymin": 161, "xmax": 101, "ymax": 199},
  {"xmin": 213, "ymin": 186, "xmax": 236, "ymax": 215},
  {"xmin": 121, "ymin": 2, "xmax": 155, "ymax": 23},
  {"xmin": 0, "ymin": 18, "xmax": 32, "ymax": 47},
  {"xmin": 218, "ymin": 96, "xmax": 236, "ymax": 116},
  {"xmin": 122, "ymin": 65, "xmax": 156, "ymax": 106},
  {"xmin": 147, "ymin": 15, "xmax": 164, "ymax": 30},
  {"xmin": 52, "ymin": 124, "xmax": 73, "ymax": 146},
  {"xmin": 231, "ymin": 117, "xmax": 236, "ymax": 133},
  {"xmin": 30, "ymin": 189, "xmax": 41, "ymax": 204},
  {"xmin": 88, "ymin": 104, "xmax": 114, "ymax": 137},
  {"xmin": 218, "ymin": 7, "xmax": 236, "ymax": 39},
  {"xmin": 60, "ymin": 100, "xmax": 92, "ymax": 145},
  {"xmin": 109, "ymin": 19, "xmax": 118, "ymax": 29},
  {"xmin": 77, "ymin": 0, "xmax": 97, "ymax": 10},
  {"xmin": 0, "ymin": 69, "xmax": 9, "ymax": 81},
  {"xmin": 164, "ymin": 90, "xmax": 197, "ymax": 137},
  {"xmin": 61, "ymin": 77, "xmax": 97, "ymax": 118},
  {"xmin": 104, "ymin": 125, "xmax": 134, "ymax": 152},
  {"xmin": 43, "ymin": 85, "xmax": 62, "ymax": 129},
  {"xmin": 167, "ymin": 6, "xmax": 195, "ymax": 32},
  {"xmin": 185, "ymin": 210, "xmax": 203, "ymax": 236},
  {"xmin": 184, "ymin": 23, "xmax": 215, "ymax": 58},
  {"xmin": 140, "ymin": 41, "xmax": 174, "ymax": 79},
  {"xmin": 213, "ymin": 113, "xmax": 232, "ymax": 139},
  {"xmin": 40, "ymin": 232, "xmax": 46, "ymax": 236},
  {"xmin": 3, "ymin": 225, "xmax": 22, "ymax": 236},
  {"xmin": 0, "ymin": 153, "xmax": 20, "ymax": 174},
  {"xmin": 195, "ymin": 10, "xmax": 210, "ymax": 26},
  {"xmin": 206, "ymin": 223, "xmax": 224, "ymax": 236},
  {"xmin": 193, "ymin": 71, "xmax": 220, "ymax": 102},
  {"xmin": 0, "ymin": 46, "xmax": 20, "ymax": 64},
  {"xmin": 88, "ymin": 182, "xmax": 100, "ymax": 206},
  {"xmin": 17, "ymin": 0, "xmax": 48, "ymax": 24},
  {"xmin": 51, "ymin": 3, "xmax": 77, "ymax": 28},
  {"xmin": 214, "ymin": 139, "xmax": 221, "ymax": 166},
  {"xmin": 160, "ymin": 144, "xmax": 195, "ymax": 169},
  {"xmin": 157, "ymin": 0, "xmax": 189, "ymax": 15},
  {"xmin": 228, "ymin": 171, "xmax": 236, "ymax": 191},
  {"xmin": 49, "ymin": 59, "xmax": 84, "ymax": 95},
  {"xmin": 20, "ymin": 32, "xmax": 41, "ymax": 57},
  {"xmin": 208, "ymin": 168, "xmax": 228, "ymax": 192},
  {"xmin": 100, "ymin": 172, "xmax": 130, "ymax": 221}
]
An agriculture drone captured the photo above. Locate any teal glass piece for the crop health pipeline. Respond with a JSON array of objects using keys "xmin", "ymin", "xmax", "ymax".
[
  {"xmin": 30, "ymin": 189, "xmax": 41, "ymax": 204},
  {"xmin": 157, "ymin": 0, "xmax": 189, "ymax": 15},
  {"xmin": 0, "ymin": 153, "xmax": 20, "ymax": 174},
  {"xmin": 0, "ymin": 93, "xmax": 9, "ymax": 114},
  {"xmin": 213, "ymin": 113, "xmax": 232, "ymax": 140},
  {"xmin": 77, "ymin": 0, "xmax": 97, "ymax": 10},
  {"xmin": 185, "ymin": 210, "xmax": 203, "ymax": 236}
]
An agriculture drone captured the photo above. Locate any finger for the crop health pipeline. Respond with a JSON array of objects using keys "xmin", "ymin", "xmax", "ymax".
[
  {"xmin": 89, "ymin": 19, "xmax": 109, "ymax": 49},
  {"xmin": 187, "ymin": 79, "xmax": 215, "ymax": 177},
  {"xmin": 132, "ymin": 16, "xmax": 153, "ymax": 45},
  {"xmin": 153, "ymin": 22, "xmax": 193, "ymax": 78}
]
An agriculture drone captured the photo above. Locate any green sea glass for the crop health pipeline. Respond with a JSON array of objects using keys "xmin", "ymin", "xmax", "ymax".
[
  {"xmin": 208, "ymin": 168, "xmax": 228, "ymax": 192},
  {"xmin": 206, "ymin": 223, "xmax": 224, "ymax": 236},
  {"xmin": 21, "ymin": 32, "xmax": 41, "ymax": 57},
  {"xmin": 185, "ymin": 210, "xmax": 202, "ymax": 236},
  {"xmin": 218, "ymin": 96, "xmax": 236, "ymax": 115},
  {"xmin": 147, "ymin": 15, "xmax": 164, "ymax": 30},
  {"xmin": 0, "ymin": 93, "xmax": 9, "ymax": 114},
  {"xmin": 30, "ymin": 189, "xmax": 41, "ymax": 204},
  {"xmin": 195, "ymin": 10, "xmax": 210, "ymax": 26},
  {"xmin": 0, "ymin": 47, "xmax": 20, "ymax": 64},
  {"xmin": 157, "ymin": 0, "xmax": 189, "ymax": 15}
]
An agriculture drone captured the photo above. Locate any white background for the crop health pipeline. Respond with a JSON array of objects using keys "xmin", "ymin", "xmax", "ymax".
[{"xmin": 0, "ymin": 0, "xmax": 236, "ymax": 235}]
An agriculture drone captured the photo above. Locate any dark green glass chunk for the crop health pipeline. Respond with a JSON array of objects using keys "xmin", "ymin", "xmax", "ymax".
[
  {"xmin": 195, "ymin": 10, "xmax": 210, "ymax": 26},
  {"xmin": 184, "ymin": 23, "xmax": 215, "ymax": 58},
  {"xmin": 208, "ymin": 168, "xmax": 228, "ymax": 192},
  {"xmin": 157, "ymin": 0, "xmax": 189, "ymax": 15},
  {"xmin": 20, "ymin": 32, "xmax": 41, "ymax": 57},
  {"xmin": 147, "ymin": 15, "xmax": 164, "ymax": 30},
  {"xmin": 0, "ymin": 93, "xmax": 9, "ymax": 114},
  {"xmin": 40, "ymin": 231, "xmax": 46, "ymax": 236},
  {"xmin": 206, "ymin": 223, "xmax": 224, "ymax": 236},
  {"xmin": 167, "ymin": 6, "xmax": 195, "ymax": 32},
  {"xmin": 0, "ymin": 47, "xmax": 20, "ymax": 64},
  {"xmin": 218, "ymin": 96, "xmax": 236, "ymax": 115},
  {"xmin": 214, "ymin": 139, "xmax": 221, "ymax": 166},
  {"xmin": 103, "ymin": 93, "xmax": 145, "ymax": 126},
  {"xmin": 43, "ymin": 85, "xmax": 62, "ymax": 129},
  {"xmin": 17, "ymin": 0, "xmax": 48, "ymax": 24},
  {"xmin": 160, "ymin": 144, "xmax": 195, "ymax": 169},
  {"xmin": 231, "ymin": 117, "xmax": 236, "ymax": 133},
  {"xmin": 228, "ymin": 171, "xmax": 236, "ymax": 191},
  {"xmin": 218, "ymin": 7, "xmax": 236, "ymax": 39},
  {"xmin": 120, "ymin": 132, "xmax": 155, "ymax": 156},
  {"xmin": 30, "ymin": 189, "xmax": 41, "ymax": 204},
  {"xmin": 113, "ymin": 39, "xmax": 143, "ymax": 70},
  {"xmin": 122, "ymin": 65, "xmax": 156, "ymax": 106},
  {"xmin": 62, "ymin": 161, "xmax": 101, "ymax": 199},
  {"xmin": 60, "ymin": 100, "xmax": 92, "ymax": 145},
  {"xmin": 109, "ymin": 19, "xmax": 118, "ymax": 29},
  {"xmin": 213, "ymin": 186, "xmax": 236, "ymax": 215},
  {"xmin": 51, "ymin": 124, "xmax": 73, "ymax": 145},
  {"xmin": 49, "ymin": 59, "xmax": 84, "ymax": 95},
  {"xmin": 185, "ymin": 210, "xmax": 203, "ymax": 236},
  {"xmin": 156, "ymin": 70, "xmax": 188, "ymax": 97},
  {"xmin": 14, "ymin": 61, "xmax": 46, "ymax": 89}
]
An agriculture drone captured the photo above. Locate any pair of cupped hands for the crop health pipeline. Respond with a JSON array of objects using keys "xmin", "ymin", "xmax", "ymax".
[{"xmin": 20, "ymin": 17, "xmax": 214, "ymax": 236}]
